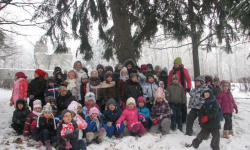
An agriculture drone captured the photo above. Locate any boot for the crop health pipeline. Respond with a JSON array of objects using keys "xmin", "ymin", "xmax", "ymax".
[
  {"xmin": 223, "ymin": 130, "xmax": 229, "ymax": 139},
  {"xmin": 44, "ymin": 140, "xmax": 52, "ymax": 150},
  {"xmin": 229, "ymin": 130, "xmax": 234, "ymax": 136},
  {"xmin": 114, "ymin": 134, "xmax": 123, "ymax": 138},
  {"xmin": 130, "ymin": 131, "xmax": 137, "ymax": 137}
]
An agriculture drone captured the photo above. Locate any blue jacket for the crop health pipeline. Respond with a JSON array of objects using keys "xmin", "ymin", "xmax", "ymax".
[
  {"xmin": 85, "ymin": 116, "xmax": 108, "ymax": 132},
  {"xmin": 45, "ymin": 85, "xmax": 60, "ymax": 100},
  {"xmin": 137, "ymin": 106, "xmax": 150, "ymax": 119},
  {"xmin": 103, "ymin": 108, "xmax": 122, "ymax": 123}
]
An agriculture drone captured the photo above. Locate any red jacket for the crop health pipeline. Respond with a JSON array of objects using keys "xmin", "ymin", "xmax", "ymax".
[
  {"xmin": 167, "ymin": 65, "xmax": 191, "ymax": 91},
  {"xmin": 23, "ymin": 111, "xmax": 40, "ymax": 137},
  {"xmin": 217, "ymin": 91, "xmax": 237, "ymax": 114},
  {"xmin": 10, "ymin": 78, "xmax": 29, "ymax": 106}
]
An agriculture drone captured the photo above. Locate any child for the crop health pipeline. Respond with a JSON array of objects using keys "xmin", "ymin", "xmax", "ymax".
[
  {"xmin": 205, "ymin": 76, "xmax": 213, "ymax": 90},
  {"xmin": 113, "ymin": 63, "xmax": 124, "ymax": 82},
  {"xmin": 65, "ymin": 70, "xmax": 77, "ymax": 92},
  {"xmin": 28, "ymin": 69, "xmax": 47, "ymax": 109},
  {"xmin": 142, "ymin": 73, "xmax": 158, "ymax": 110},
  {"xmin": 67, "ymin": 101, "xmax": 88, "ymax": 150},
  {"xmin": 77, "ymin": 103, "xmax": 85, "ymax": 119},
  {"xmin": 117, "ymin": 67, "xmax": 129, "ymax": 110},
  {"xmin": 123, "ymin": 59, "xmax": 136, "ymax": 76},
  {"xmin": 52, "ymin": 105, "xmax": 60, "ymax": 126},
  {"xmin": 103, "ymin": 98, "xmax": 125, "ymax": 138},
  {"xmin": 149, "ymin": 88, "xmax": 171, "ymax": 135},
  {"xmin": 10, "ymin": 72, "xmax": 29, "ymax": 107},
  {"xmin": 217, "ymin": 81, "xmax": 238, "ymax": 139},
  {"xmin": 134, "ymin": 66, "xmax": 146, "ymax": 86},
  {"xmin": 159, "ymin": 67, "xmax": 168, "ymax": 89},
  {"xmin": 146, "ymin": 64, "xmax": 158, "ymax": 81},
  {"xmin": 96, "ymin": 64, "xmax": 105, "ymax": 82},
  {"xmin": 136, "ymin": 96, "xmax": 150, "ymax": 129},
  {"xmin": 82, "ymin": 92, "xmax": 104, "ymax": 118},
  {"xmin": 186, "ymin": 90, "xmax": 221, "ymax": 150},
  {"xmin": 86, "ymin": 107, "xmax": 108, "ymax": 144},
  {"xmin": 45, "ymin": 76, "xmax": 60, "ymax": 102},
  {"xmin": 55, "ymin": 72, "xmax": 64, "ymax": 86},
  {"xmin": 166, "ymin": 74, "xmax": 186, "ymax": 131},
  {"xmin": 116, "ymin": 97, "xmax": 147, "ymax": 137},
  {"xmin": 33, "ymin": 103, "xmax": 57, "ymax": 150},
  {"xmin": 87, "ymin": 70, "xmax": 102, "ymax": 112},
  {"xmin": 45, "ymin": 96, "xmax": 57, "ymax": 106},
  {"xmin": 57, "ymin": 110, "xmax": 80, "ymax": 150},
  {"xmin": 23, "ymin": 100, "xmax": 42, "ymax": 141},
  {"xmin": 185, "ymin": 76, "xmax": 208, "ymax": 136},
  {"xmin": 80, "ymin": 73, "xmax": 89, "ymax": 106},
  {"xmin": 213, "ymin": 77, "xmax": 221, "ymax": 97},
  {"xmin": 11, "ymin": 99, "xmax": 30, "ymax": 135},
  {"xmin": 158, "ymin": 81, "xmax": 166, "ymax": 92}
]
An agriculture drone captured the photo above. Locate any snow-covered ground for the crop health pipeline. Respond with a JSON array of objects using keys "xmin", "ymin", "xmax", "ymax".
[{"xmin": 1, "ymin": 88, "xmax": 250, "ymax": 150}]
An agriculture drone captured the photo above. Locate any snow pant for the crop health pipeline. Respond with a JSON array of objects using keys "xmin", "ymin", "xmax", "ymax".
[
  {"xmin": 186, "ymin": 108, "xmax": 199, "ymax": 135},
  {"xmin": 96, "ymin": 100, "xmax": 103, "ymax": 113},
  {"xmin": 11, "ymin": 123, "xmax": 24, "ymax": 134},
  {"xmin": 42, "ymin": 129, "xmax": 57, "ymax": 144},
  {"xmin": 182, "ymin": 104, "xmax": 187, "ymax": 123},
  {"xmin": 79, "ymin": 139, "xmax": 86, "ymax": 150},
  {"xmin": 130, "ymin": 122, "xmax": 147, "ymax": 134},
  {"xmin": 223, "ymin": 113, "xmax": 233, "ymax": 130},
  {"xmin": 58, "ymin": 139, "xmax": 80, "ymax": 150},
  {"xmin": 192, "ymin": 128, "xmax": 220, "ymax": 150},
  {"xmin": 106, "ymin": 122, "xmax": 125, "ymax": 137},
  {"xmin": 149, "ymin": 118, "xmax": 171, "ymax": 135},
  {"xmin": 86, "ymin": 131, "xmax": 107, "ymax": 143},
  {"xmin": 170, "ymin": 103, "xmax": 182, "ymax": 130}
]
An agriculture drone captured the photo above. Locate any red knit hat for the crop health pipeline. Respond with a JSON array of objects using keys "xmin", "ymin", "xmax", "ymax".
[
  {"xmin": 137, "ymin": 96, "xmax": 146, "ymax": 105},
  {"xmin": 15, "ymin": 72, "xmax": 27, "ymax": 79},
  {"xmin": 35, "ymin": 69, "xmax": 46, "ymax": 77}
]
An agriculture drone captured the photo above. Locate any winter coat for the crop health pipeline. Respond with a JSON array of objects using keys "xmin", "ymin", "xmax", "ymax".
[
  {"xmin": 101, "ymin": 81, "xmax": 120, "ymax": 102},
  {"xmin": 113, "ymin": 69, "xmax": 121, "ymax": 83},
  {"xmin": 150, "ymin": 101, "xmax": 171, "ymax": 121},
  {"xmin": 217, "ymin": 91, "xmax": 237, "ymax": 114},
  {"xmin": 74, "ymin": 69, "xmax": 87, "ymax": 100},
  {"xmin": 45, "ymin": 84, "xmax": 60, "ymax": 101},
  {"xmin": 72, "ymin": 114, "xmax": 87, "ymax": 140},
  {"xmin": 80, "ymin": 83, "xmax": 87, "ymax": 102},
  {"xmin": 116, "ymin": 107, "xmax": 140, "ymax": 131},
  {"xmin": 103, "ymin": 107, "xmax": 122, "ymax": 123},
  {"xmin": 85, "ymin": 117, "xmax": 108, "ymax": 132},
  {"xmin": 199, "ymin": 98, "xmax": 221, "ymax": 129},
  {"xmin": 33, "ymin": 117, "xmax": 56, "ymax": 142},
  {"xmin": 166, "ymin": 83, "xmax": 186, "ymax": 104},
  {"xmin": 137, "ymin": 72, "xmax": 146, "ymax": 86},
  {"xmin": 142, "ymin": 82, "xmax": 158, "ymax": 102},
  {"xmin": 189, "ymin": 85, "xmax": 208, "ymax": 109},
  {"xmin": 167, "ymin": 64, "xmax": 192, "ymax": 91},
  {"xmin": 136, "ymin": 106, "xmax": 150, "ymax": 119},
  {"xmin": 213, "ymin": 86, "xmax": 221, "ymax": 97},
  {"xmin": 28, "ymin": 77, "xmax": 47, "ymax": 104},
  {"xmin": 12, "ymin": 99, "xmax": 30, "ymax": 125},
  {"xmin": 87, "ymin": 78, "xmax": 102, "ymax": 100},
  {"xmin": 124, "ymin": 79, "xmax": 143, "ymax": 102},
  {"xmin": 123, "ymin": 59, "xmax": 136, "ymax": 75},
  {"xmin": 23, "ymin": 111, "xmax": 41, "ymax": 137},
  {"xmin": 10, "ymin": 78, "xmax": 29, "ymax": 107},
  {"xmin": 57, "ymin": 91, "xmax": 77, "ymax": 114},
  {"xmin": 117, "ymin": 80, "xmax": 127, "ymax": 102}
]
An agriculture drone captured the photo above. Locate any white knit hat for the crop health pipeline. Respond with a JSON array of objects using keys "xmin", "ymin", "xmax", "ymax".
[
  {"xmin": 37, "ymin": 103, "xmax": 56, "ymax": 130},
  {"xmin": 85, "ymin": 92, "xmax": 96, "ymax": 103},
  {"xmin": 126, "ymin": 97, "xmax": 136, "ymax": 106}
]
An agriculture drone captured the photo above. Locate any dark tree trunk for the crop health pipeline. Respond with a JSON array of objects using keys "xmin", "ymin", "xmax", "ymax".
[{"xmin": 109, "ymin": 0, "xmax": 136, "ymax": 63}]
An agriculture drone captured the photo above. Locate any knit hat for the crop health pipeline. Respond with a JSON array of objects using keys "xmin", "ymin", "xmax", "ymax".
[
  {"xmin": 222, "ymin": 82, "xmax": 230, "ymax": 88},
  {"xmin": 146, "ymin": 64, "xmax": 153, "ymax": 70},
  {"xmin": 120, "ymin": 67, "xmax": 128, "ymax": 75},
  {"xmin": 15, "ymin": 72, "xmax": 27, "ymax": 79},
  {"xmin": 33, "ymin": 100, "xmax": 42, "ymax": 109},
  {"xmin": 81, "ymin": 73, "xmax": 88, "ymax": 79},
  {"xmin": 205, "ymin": 76, "xmax": 213, "ymax": 84},
  {"xmin": 61, "ymin": 109, "xmax": 72, "ymax": 119},
  {"xmin": 37, "ymin": 103, "xmax": 56, "ymax": 130},
  {"xmin": 126, "ymin": 97, "xmax": 136, "ymax": 106},
  {"xmin": 174, "ymin": 57, "xmax": 182, "ymax": 65},
  {"xmin": 137, "ymin": 96, "xmax": 146, "ymax": 105},
  {"xmin": 146, "ymin": 73, "xmax": 154, "ymax": 79},
  {"xmin": 154, "ymin": 87, "xmax": 168, "ymax": 104},
  {"xmin": 85, "ymin": 92, "xmax": 96, "ymax": 103},
  {"xmin": 89, "ymin": 107, "xmax": 99, "ymax": 116},
  {"xmin": 96, "ymin": 64, "xmax": 104, "ymax": 70},
  {"xmin": 155, "ymin": 65, "xmax": 161, "ymax": 70},
  {"xmin": 47, "ymin": 76, "xmax": 55, "ymax": 83},
  {"xmin": 194, "ymin": 76, "xmax": 205, "ymax": 85},
  {"xmin": 58, "ymin": 86, "xmax": 68, "ymax": 93},
  {"xmin": 161, "ymin": 67, "xmax": 168, "ymax": 75},
  {"xmin": 106, "ymin": 98, "xmax": 116, "ymax": 107},
  {"xmin": 172, "ymin": 74, "xmax": 179, "ymax": 81},
  {"xmin": 106, "ymin": 66, "xmax": 113, "ymax": 72},
  {"xmin": 202, "ymin": 89, "xmax": 214, "ymax": 99},
  {"xmin": 53, "ymin": 66, "xmax": 62, "ymax": 74},
  {"xmin": 214, "ymin": 77, "xmax": 220, "ymax": 83},
  {"xmin": 78, "ymin": 103, "xmax": 82, "ymax": 108},
  {"xmin": 159, "ymin": 81, "xmax": 164, "ymax": 88},
  {"xmin": 130, "ymin": 72, "xmax": 138, "ymax": 79},
  {"xmin": 104, "ymin": 73, "xmax": 113, "ymax": 80},
  {"xmin": 35, "ymin": 69, "xmax": 47, "ymax": 77},
  {"xmin": 67, "ymin": 101, "xmax": 78, "ymax": 115}
]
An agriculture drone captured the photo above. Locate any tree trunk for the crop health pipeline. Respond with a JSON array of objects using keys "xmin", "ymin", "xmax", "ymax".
[{"xmin": 109, "ymin": 0, "xmax": 136, "ymax": 64}]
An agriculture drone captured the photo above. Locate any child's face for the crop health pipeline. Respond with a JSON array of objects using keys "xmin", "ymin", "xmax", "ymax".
[
  {"xmin": 43, "ymin": 112, "xmax": 52, "ymax": 119},
  {"xmin": 48, "ymin": 82, "xmax": 54, "ymax": 87},
  {"xmin": 207, "ymin": 81, "xmax": 211, "ymax": 85},
  {"xmin": 216, "ymin": 81, "xmax": 220, "ymax": 86},
  {"xmin": 156, "ymin": 97, "xmax": 163, "ymax": 102},
  {"xmin": 172, "ymin": 79, "xmax": 178, "ymax": 84},
  {"xmin": 50, "ymin": 102, "xmax": 55, "ymax": 106},
  {"xmin": 161, "ymin": 73, "xmax": 167, "ymax": 77},
  {"xmin": 91, "ymin": 71, "xmax": 98, "ymax": 77},
  {"xmin": 131, "ymin": 76, "xmax": 138, "ymax": 82},
  {"xmin": 195, "ymin": 81, "xmax": 201, "ymax": 86},
  {"xmin": 77, "ymin": 106, "xmax": 82, "ymax": 114},
  {"xmin": 127, "ymin": 64, "xmax": 132, "ymax": 69},
  {"xmin": 97, "ymin": 68, "xmax": 103, "ymax": 73},
  {"xmin": 68, "ymin": 72, "xmax": 76, "ymax": 79},
  {"xmin": 108, "ymin": 104, "xmax": 115, "ymax": 111},
  {"xmin": 138, "ymin": 102, "xmax": 144, "ymax": 107},
  {"xmin": 82, "ymin": 78, "xmax": 88, "ymax": 83},
  {"xmin": 34, "ymin": 73, "xmax": 39, "ymax": 78},
  {"xmin": 160, "ymin": 83, "xmax": 164, "ymax": 88},
  {"xmin": 88, "ymin": 100, "xmax": 94, "ymax": 105},
  {"xmin": 223, "ymin": 86, "xmax": 229, "ymax": 92},
  {"xmin": 60, "ymin": 91, "xmax": 67, "ymax": 96},
  {"xmin": 128, "ymin": 103, "xmax": 135, "ymax": 109},
  {"xmin": 34, "ymin": 107, "xmax": 42, "ymax": 113},
  {"xmin": 121, "ymin": 71, "xmax": 128, "ymax": 76},
  {"xmin": 204, "ymin": 92, "xmax": 210, "ymax": 99},
  {"xmin": 17, "ymin": 103, "xmax": 24, "ymax": 110},
  {"xmin": 147, "ymin": 77, "xmax": 154, "ymax": 83},
  {"xmin": 147, "ymin": 68, "xmax": 152, "ymax": 72},
  {"xmin": 63, "ymin": 112, "xmax": 72, "ymax": 124},
  {"xmin": 155, "ymin": 68, "xmax": 161, "ymax": 73},
  {"xmin": 91, "ymin": 113, "xmax": 98, "ymax": 118},
  {"xmin": 117, "ymin": 65, "xmax": 123, "ymax": 71},
  {"xmin": 57, "ymin": 74, "xmax": 62, "ymax": 79},
  {"xmin": 74, "ymin": 62, "xmax": 82, "ymax": 69},
  {"xmin": 106, "ymin": 77, "xmax": 112, "ymax": 82}
]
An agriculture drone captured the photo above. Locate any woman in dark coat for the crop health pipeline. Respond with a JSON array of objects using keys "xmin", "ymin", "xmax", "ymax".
[{"xmin": 57, "ymin": 86, "xmax": 77, "ymax": 114}]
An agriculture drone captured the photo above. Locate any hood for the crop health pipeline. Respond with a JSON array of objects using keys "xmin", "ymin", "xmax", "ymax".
[
  {"xmin": 161, "ymin": 67, "xmax": 168, "ymax": 75},
  {"xmin": 16, "ymin": 99, "xmax": 26, "ymax": 110},
  {"xmin": 123, "ymin": 59, "xmax": 136, "ymax": 68},
  {"xmin": 115, "ymin": 63, "xmax": 123, "ymax": 72}
]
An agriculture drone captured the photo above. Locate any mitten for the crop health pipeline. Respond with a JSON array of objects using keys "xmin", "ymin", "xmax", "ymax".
[
  {"xmin": 235, "ymin": 108, "xmax": 238, "ymax": 114},
  {"xmin": 106, "ymin": 122, "xmax": 113, "ymax": 127},
  {"xmin": 152, "ymin": 118, "xmax": 160, "ymax": 124},
  {"xmin": 201, "ymin": 116, "xmax": 208, "ymax": 123},
  {"xmin": 29, "ymin": 95, "xmax": 34, "ymax": 100},
  {"xmin": 116, "ymin": 124, "xmax": 121, "ymax": 130},
  {"xmin": 100, "ymin": 127, "xmax": 106, "ymax": 132},
  {"xmin": 65, "ymin": 140, "xmax": 72, "ymax": 149},
  {"xmin": 92, "ymin": 117, "xmax": 98, "ymax": 122},
  {"xmin": 186, "ymin": 88, "xmax": 191, "ymax": 93},
  {"xmin": 138, "ymin": 115, "xmax": 145, "ymax": 121}
]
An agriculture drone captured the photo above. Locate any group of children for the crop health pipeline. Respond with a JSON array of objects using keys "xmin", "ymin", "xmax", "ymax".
[{"xmin": 9, "ymin": 59, "xmax": 238, "ymax": 150}]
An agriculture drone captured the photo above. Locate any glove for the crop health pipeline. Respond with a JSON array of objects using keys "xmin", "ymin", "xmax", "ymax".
[
  {"xmin": 59, "ymin": 138, "xmax": 67, "ymax": 147},
  {"xmin": 92, "ymin": 117, "xmax": 98, "ymax": 122},
  {"xmin": 100, "ymin": 127, "xmax": 106, "ymax": 132},
  {"xmin": 16, "ymin": 120, "xmax": 21, "ymax": 124},
  {"xmin": 201, "ymin": 116, "xmax": 209, "ymax": 123},
  {"xmin": 138, "ymin": 115, "xmax": 145, "ymax": 121},
  {"xmin": 106, "ymin": 122, "xmax": 113, "ymax": 127},
  {"xmin": 159, "ymin": 115, "xmax": 163, "ymax": 120},
  {"xmin": 65, "ymin": 140, "xmax": 72, "ymax": 149},
  {"xmin": 142, "ymin": 117, "xmax": 146, "ymax": 122},
  {"xmin": 152, "ymin": 118, "xmax": 160, "ymax": 124},
  {"xmin": 24, "ymin": 136, "xmax": 29, "ymax": 141},
  {"xmin": 116, "ymin": 124, "xmax": 121, "ymax": 130},
  {"xmin": 119, "ymin": 101, "xmax": 122, "ymax": 106},
  {"xmin": 78, "ymin": 124, "xmax": 83, "ymax": 129},
  {"xmin": 235, "ymin": 108, "xmax": 238, "ymax": 114},
  {"xmin": 37, "ymin": 141, "xmax": 43, "ymax": 147},
  {"xmin": 186, "ymin": 88, "xmax": 191, "ymax": 93},
  {"xmin": 138, "ymin": 112, "xmax": 143, "ymax": 115},
  {"xmin": 29, "ymin": 95, "xmax": 34, "ymax": 100}
]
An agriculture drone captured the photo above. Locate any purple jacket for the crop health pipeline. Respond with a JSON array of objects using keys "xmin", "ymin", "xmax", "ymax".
[
  {"xmin": 217, "ymin": 91, "xmax": 237, "ymax": 114},
  {"xmin": 150, "ymin": 101, "xmax": 171, "ymax": 121}
]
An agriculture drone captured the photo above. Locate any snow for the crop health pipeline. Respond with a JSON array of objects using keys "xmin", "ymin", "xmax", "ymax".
[{"xmin": 1, "ymin": 88, "xmax": 250, "ymax": 150}]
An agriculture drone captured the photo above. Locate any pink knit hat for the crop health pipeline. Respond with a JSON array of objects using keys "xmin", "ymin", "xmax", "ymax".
[
  {"xmin": 154, "ymin": 87, "xmax": 168, "ymax": 104},
  {"xmin": 137, "ymin": 96, "xmax": 146, "ymax": 105},
  {"xmin": 67, "ymin": 101, "xmax": 78, "ymax": 115},
  {"xmin": 33, "ymin": 100, "xmax": 42, "ymax": 109},
  {"xmin": 89, "ymin": 107, "xmax": 99, "ymax": 116}
]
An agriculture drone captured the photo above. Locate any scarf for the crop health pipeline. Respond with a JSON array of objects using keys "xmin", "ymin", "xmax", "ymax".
[
  {"xmin": 89, "ymin": 77, "xmax": 101, "ymax": 86},
  {"xmin": 60, "ymin": 123, "xmax": 75, "ymax": 137},
  {"xmin": 32, "ymin": 110, "xmax": 42, "ymax": 117},
  {"xmin": 119, "ymin": 75, "xmax": 129, "ymax": 82},
  {"xmin": 91, "ymin": 117, "xmax": 100, "ymax": 131}
]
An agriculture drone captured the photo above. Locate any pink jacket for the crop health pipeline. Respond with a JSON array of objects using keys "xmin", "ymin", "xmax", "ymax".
[
  {"xmin": 74, "ymin": 114, "xmax": 88, "ymax": 130},
  {"xmin": 10, "ymin": 78, "xmax": 29, "ymax": 107},
  {"xmin": 167, "ymin": 64, "xmax": 191, "ymax": 91},
  {"xmin": 217, "ymin": 91, "xmax": 237, "ymax": 114},
  {"xmin": 116, "ymin": 107, "xmax": 141, "ymax": 131}
]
